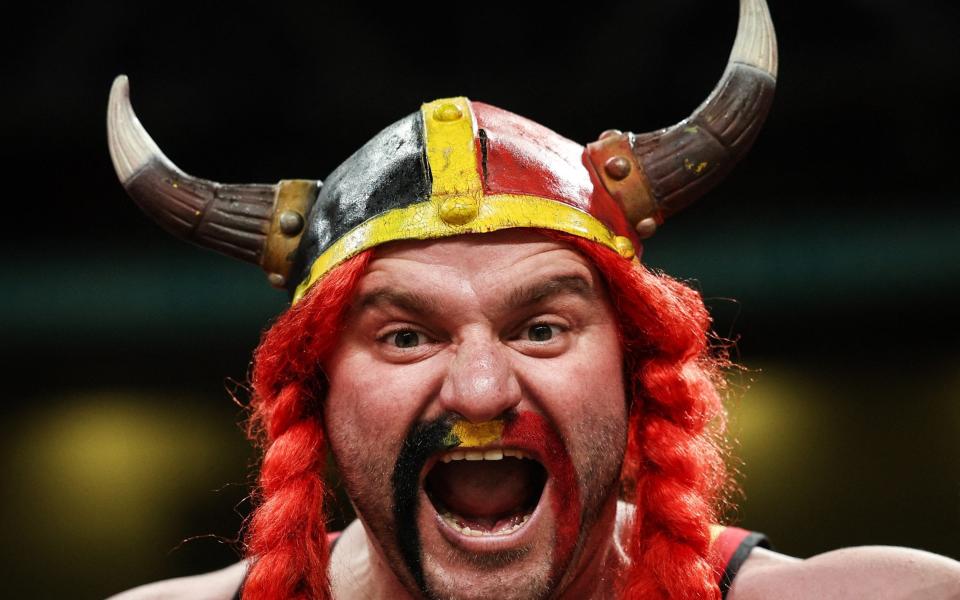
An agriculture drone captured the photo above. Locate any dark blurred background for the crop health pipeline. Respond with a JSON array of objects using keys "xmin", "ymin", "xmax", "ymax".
[{"xmin": 3, "ymin": 0, "xmax": 959, "ymax": 597}]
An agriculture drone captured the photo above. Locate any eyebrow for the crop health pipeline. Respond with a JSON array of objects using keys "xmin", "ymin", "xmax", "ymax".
[
  {"xmin": 353, "ymin": 274, "xmax": 597, "ymax": 318},
  {"xmin": 504, "ymin": 274, "xmax": 597, "ymax": 311},
  {"xmin": 354, "ymin": 288, "xmax": 443, "ymax": 316}
]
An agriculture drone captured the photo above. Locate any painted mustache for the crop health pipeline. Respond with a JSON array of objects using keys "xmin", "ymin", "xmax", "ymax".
[{"xmin": 390, "ymin": 411, "xmax": 582, "ymax": 593}]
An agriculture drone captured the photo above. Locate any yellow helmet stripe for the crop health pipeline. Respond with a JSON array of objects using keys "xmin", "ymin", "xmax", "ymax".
[
  {"xmin": 291, "ymin": 193, "xmax": 633, "ymax": 303},
  {"xmin": 421, "ymin": 97, "xmax": 484, "ymax": 197}
]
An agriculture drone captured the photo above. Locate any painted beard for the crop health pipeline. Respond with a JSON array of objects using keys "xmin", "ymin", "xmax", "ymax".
[{"xmin": 389, "ymin": 411, "xmax": 597, "ymax": 600}]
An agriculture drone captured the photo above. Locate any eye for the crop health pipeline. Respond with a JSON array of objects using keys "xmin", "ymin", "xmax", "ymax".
[
  {"xmin": 391, "ymin": 330, "xmax": 421, "ymax": 348},
  {"xmin": 526, "ymin": 323, "xmax": 560, "ymax": 342}
]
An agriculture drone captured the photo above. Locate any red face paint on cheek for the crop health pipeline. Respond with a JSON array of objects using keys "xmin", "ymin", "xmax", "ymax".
[{"xmin": 502, "ymin": 412, "xmax": 582, "ymax": 579}]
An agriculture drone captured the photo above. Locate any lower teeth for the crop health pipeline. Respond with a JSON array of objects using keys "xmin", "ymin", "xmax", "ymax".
[{"xmin": 441, "ymin": 512, "xmax": 531, "ymax": 536}]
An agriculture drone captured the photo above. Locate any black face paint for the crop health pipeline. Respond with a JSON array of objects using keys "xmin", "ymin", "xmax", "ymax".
[{"xmin": 391, "ymin": 415, "xmax": 460, "ymax": 592}]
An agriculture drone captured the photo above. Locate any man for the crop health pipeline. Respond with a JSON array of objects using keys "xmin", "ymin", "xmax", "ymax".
[{"xmin": 107, "ymin": 0, "xmax": 960, "ymax": 598}]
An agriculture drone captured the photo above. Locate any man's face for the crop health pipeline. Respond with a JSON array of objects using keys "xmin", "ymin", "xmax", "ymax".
[{"xmin": 323, "ymin": 230, "xmax": 628, "ymax": 599}]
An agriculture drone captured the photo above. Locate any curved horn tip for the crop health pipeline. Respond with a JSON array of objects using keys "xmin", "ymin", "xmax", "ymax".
[
  {"xmin": 107, "ymin": 74, "xmax": 179, "ymax": 184},
  {"xmin": 110, "ymin": 74, "xmax": 130, "ymax": 98},
  {"xmin": 730, "ymin": 0, "xmax": 779, "ymax": 78}
]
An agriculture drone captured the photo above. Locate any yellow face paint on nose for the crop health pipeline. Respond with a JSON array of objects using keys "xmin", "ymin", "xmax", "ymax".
[{"xmin": 446, "ymin": 420, "xmax": 504, "ymax": 448}]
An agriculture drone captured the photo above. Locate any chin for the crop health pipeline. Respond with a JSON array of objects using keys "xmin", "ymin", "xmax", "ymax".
[
  {"xmin": 389, "ymin": 412, "xmax": 586, "ymax": 600},
  {"xmin": 415, "ymin": 449, "xmax": 559, "ymax": 600},
  {"xmin": 421, "ymin": 550, "xmax": 553, "ymax": 600}
]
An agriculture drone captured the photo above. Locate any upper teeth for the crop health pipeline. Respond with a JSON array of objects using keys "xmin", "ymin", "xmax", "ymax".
[{"xmin": 440, "ymin": 448, "xmax": 532, "ymax": 462}]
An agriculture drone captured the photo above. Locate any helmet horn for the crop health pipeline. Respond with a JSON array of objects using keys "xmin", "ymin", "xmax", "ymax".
[
  {"xmin": 106, "ymin": 75, "xmax": 319, "ymax": 288},
  {"xmin": 587, "ymin": 0, "xmax": 778, "ymax": 239}
]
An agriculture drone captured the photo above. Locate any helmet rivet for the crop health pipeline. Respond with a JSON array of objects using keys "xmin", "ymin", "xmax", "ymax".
[
  {"xmin": 614, "ymin": 236, "xmax": 635, "ymax": 259},
  {"xmin": 604, "ymin": 156, "xmax": 632, "ymax": 180},
  {"xmin": 267, "ymin": 272, "xmax": 287, "ymax": 288},
  {"xmin": 278, "ymin": 210, "xmax": 304, "ymax": 236},
  {"xmin": 635, "ymin": 217, "xmax": 658, "ymax": 240},
  {"xmin": 439, "ymin": 196, "xmax": 479, "ymax": 225},
  {"xmin": 434, "ymin": 103, "xmax": 463, "ymax": 122},
  {"xmin": 599, "ymin": 129, "xmax": 623, "ymax": 140}
]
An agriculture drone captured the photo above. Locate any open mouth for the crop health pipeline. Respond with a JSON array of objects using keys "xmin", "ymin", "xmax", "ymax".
[{"xmin": 424, "ymin": 448, "xmax": 548, "ymax": 537}]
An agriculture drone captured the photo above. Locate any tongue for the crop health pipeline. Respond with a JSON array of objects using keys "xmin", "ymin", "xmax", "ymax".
[{"xmin": 427, "ymin": 458, "xmax": 534, "ymax": 519}]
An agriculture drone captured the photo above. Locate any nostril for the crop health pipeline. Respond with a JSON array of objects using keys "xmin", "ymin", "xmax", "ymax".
[
  {"xmin": 440, "ymin": 373, "xmax": 520, "ymax": 423},
  {"xmin": 439, "ymin": 349, "xmax": 522, "ymax": 422}
]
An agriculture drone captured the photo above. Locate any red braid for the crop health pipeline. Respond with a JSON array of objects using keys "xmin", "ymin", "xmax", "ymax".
[
  {"xmin": 242, "ymin": 252, "xmax": 372, "ymax": 600},
  {"xmin": 550, "ymin": 233, "xmax": 728, "ymax": 600}
]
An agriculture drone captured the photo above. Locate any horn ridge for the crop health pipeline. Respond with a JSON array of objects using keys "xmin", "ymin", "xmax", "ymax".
[
  {"xmin": 638, "ymin": 62, "xmax": 776, "ymax": 217},
  {"xmin": 587, "ymin": 0, "xmax": 778, "ymax": 231},
  {"xmin": 107, "ymin": 75, "xmax": 279, "ymax": 265},
  {"xmin": 107, "ymin": 75, "xmax": 179, "ymax": 182},
  {"xmin": 637, "ymin": 0, "xmax": 777, "ymax": 219},
  {"xmin": 729, "ymin": 0, "xmax": 778, "ymax": 76}
]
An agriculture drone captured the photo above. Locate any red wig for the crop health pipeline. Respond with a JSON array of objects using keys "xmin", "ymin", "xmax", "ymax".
[
  {"xmin": 241, "ymin": 231, "xmax": 728, "ymax": 600},
  {"xmin": 559, "ymin": 234, "xmax": 728, "ymax": 600},
  {"xmin": 242, "ymin": 251, "xmax": 371, "ymax": 600}
]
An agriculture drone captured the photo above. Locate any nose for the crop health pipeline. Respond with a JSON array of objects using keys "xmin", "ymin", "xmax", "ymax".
[{"xmin": 438, "ymin": 332, "xmax": 522, "ymax": 423}]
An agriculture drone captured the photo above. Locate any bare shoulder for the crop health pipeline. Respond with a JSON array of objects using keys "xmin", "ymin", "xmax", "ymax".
[
  {"xmin": 106, "ymin": 561, "xmax": 247, "ymax": 600},
  {"xmin": 728, "ymin": 546, "xmax": 960, "ymax": 600}
]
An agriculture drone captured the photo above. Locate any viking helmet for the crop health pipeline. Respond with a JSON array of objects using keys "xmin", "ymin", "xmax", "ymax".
[{"xmin": 107, "ymin": 0, "xmax": 777, "ymax": 303}]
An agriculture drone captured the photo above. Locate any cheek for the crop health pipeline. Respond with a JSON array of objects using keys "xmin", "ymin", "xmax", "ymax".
[
  {"xmin": 323, "ymin": 352, "xmax": 440, "ymax": 500},
  {"xmin": 323, "ymin": 357, "xmax": 390, "ymax": 500},
  {"xmin": 325, "ymin": 346, "xmax": 443, "ymax": 424},
  {"xmin": 324, "ymin": 391, "xmax": 386, "ymax": 497},
  {"xmin": 575, "ymin": 342, "xmax": 629, "ymax": 477},
  {"xmin": 555, "ymin": 350, "xmax": 629, "ymax": 514},
  {"xmin": 518, "ymin": 329, "xmax": 628, "ymax": 486},
  {"xmin": 524, "ymin": 331, "xmax": 626, "ymax": 423}
]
